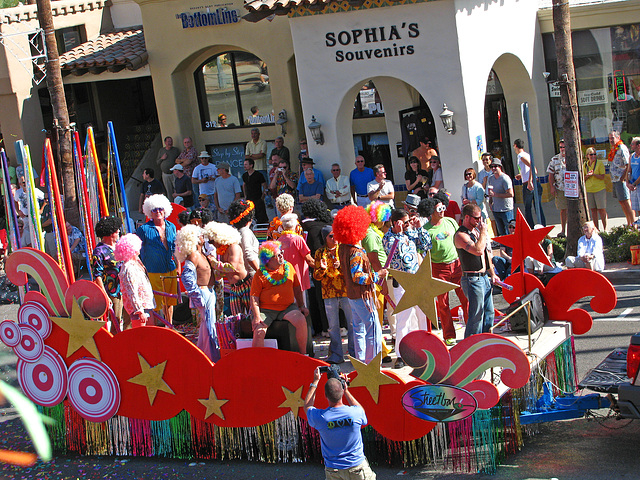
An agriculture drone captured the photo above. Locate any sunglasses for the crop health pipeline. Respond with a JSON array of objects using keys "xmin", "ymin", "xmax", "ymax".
[
  {"xmin": 588, "ymin": 153, "xmax": 597, "ymax": 156},
  {"xmin": 470, "ymin": 215, "xmax": 482, "ymax": 220},
  {"xmin": 464, "ymin": 172, "xmax": 473, "ymax": 177},
  {"xmin": 356, "ymin": 161, "xmax": 364, "ymax": 164},
  {"xmin": 151, "ymin": 208, "xmax": 164, "ymax": 213},
  {"xmin": 331, "ymin": 169, "xmax": 340, "ymax": 172}
]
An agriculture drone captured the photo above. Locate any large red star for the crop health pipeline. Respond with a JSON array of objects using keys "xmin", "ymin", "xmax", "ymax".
[{"xmin": 495, "ymin": 209, "xmax": 554, "ymax": 273}]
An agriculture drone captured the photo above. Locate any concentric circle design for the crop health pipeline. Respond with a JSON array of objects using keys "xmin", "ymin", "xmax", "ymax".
[
  {"xmin": 17, "ymin": 345, "xmax": 68, "ymax": 407},
  {"xmin": 0, "ymin": 320, "xmax": 21, "ymax": 347},
  {"xmin": 18, "ymin": 302, "xmax": 52, "ymax": 339},
  {"xmin": 14, "ymin": 324, "xmax": 44, "ymax": 362},
  {"xmin": 68, "ymin": 358, "xmax": 121, "ymax": 423}
]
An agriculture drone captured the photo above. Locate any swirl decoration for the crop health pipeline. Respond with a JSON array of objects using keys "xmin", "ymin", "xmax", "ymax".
[
  {"xmin": 18, "ymin": 301, "xmax": 52, "ymax": 339},
  {"xmin": 65, "ymin": 280, "xmax": 109, "ymax": 319},
  {"xmin": 17, "ymin": 346, "xmax": 68, "ymax": 407},
  {"xmin": 503, "ymin": 270, "xmax": 617, "ymax": 336},
  {"xmin": 68, "ymin": 358, "xmax": 121, "ymax": 423},
  {"xmin": 0, "ymin": 320, "xmax": 22, "ymax": 347},
  {"xmin": 6, "ymin": 248, "xmax": 69, "ymax": 316},
  {"xmin": 400, "ymin": 331, "xmax": 531, "ymax": 410},
  {"xmin": 14, "ymin": 324, "xmax": 45, "ymax": 362}
]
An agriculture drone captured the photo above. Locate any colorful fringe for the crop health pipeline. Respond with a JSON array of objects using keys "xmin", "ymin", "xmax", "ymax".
[{"xmin": 40, "ymin": 338, "xmax": 577, "ymax": 473}]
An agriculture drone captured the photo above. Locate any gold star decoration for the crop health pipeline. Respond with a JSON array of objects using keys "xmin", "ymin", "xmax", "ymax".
[
  {"xmin": 348, "ymin": 352, "xmax": 399, "ymax": 404},
  {"xmin": 391, "ymin": 251, "xmax": 459, "ymax": 328},
  {"xmin": 278, "ymin": 386, "xmax": 305, "ymax": 418},
  {"xmin": 198, "ymin": 387, "xmax": 229, "ymax": 420},
  {"xmin": 49, "ymin": 299, "xmax": 105, "ymax": 360},
  {"xmin": 127, "ymin": 353, "xmax": 175, "ymax": 405}
]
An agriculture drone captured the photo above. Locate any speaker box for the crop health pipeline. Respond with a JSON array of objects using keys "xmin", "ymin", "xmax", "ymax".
[{"xmin": 507, "ymin": 288, "xmax": 548, "ymax": 334}]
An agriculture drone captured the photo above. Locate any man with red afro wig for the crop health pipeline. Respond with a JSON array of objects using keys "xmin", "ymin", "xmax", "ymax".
[{"xmin": 333, "ymin": 206, "xmax": 387, "ymax": 363}]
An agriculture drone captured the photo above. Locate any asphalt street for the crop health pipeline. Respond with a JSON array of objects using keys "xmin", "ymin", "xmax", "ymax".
[{"xmin": 0, "ymin": 281, "xmax": 638, "ymax": 479}]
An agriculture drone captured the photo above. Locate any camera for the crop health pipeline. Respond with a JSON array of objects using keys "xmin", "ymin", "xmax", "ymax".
[{"xmin": 320, "ymin": 364, "xmax": 346, "ymax": 389}]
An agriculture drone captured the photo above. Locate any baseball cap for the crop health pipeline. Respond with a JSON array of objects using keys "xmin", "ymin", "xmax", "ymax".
[{"xmin": 170, "ymin": 164, "xmax": 183, "ymax": 171}]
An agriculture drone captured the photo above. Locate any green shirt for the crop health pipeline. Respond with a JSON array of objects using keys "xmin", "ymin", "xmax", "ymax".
[
  {"xmin": 361, "ymin": 225, "xmax": 386, "ymax": 267},
  {"xmin": 424, "ymin": 217, "xmax": 459, "ymax": 264}
]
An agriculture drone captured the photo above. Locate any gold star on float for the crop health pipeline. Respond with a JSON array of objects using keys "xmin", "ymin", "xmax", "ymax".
[
  {"xmin": 278, "ymin": 386, "xmax": 305, "ymax": 418},
  {"xmin": 49, "ymin": 299, "xmax": 105, "ymax": 360},
  {"xmin": 127, "ymin": 353, "xmax": 175, "ymax": 405},
  {"xmin": 198, "ymin": 387, "xmax": 229, "ymax": 420},
  {"xmin": 391, "ymin": 251, "xmax": 458, "ymax": 328},
  {"xmin": 348, "ymin": 352, "xmax": 399, "ymax": 404}
]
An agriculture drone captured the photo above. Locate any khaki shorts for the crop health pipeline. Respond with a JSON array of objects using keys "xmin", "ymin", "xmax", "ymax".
[
  {"xmin": 554, "ymin": 188, "xmax": 568, "ymax": 210},
  {"xmin": 325, "ymin": 459, "xmax": 376, "ymax": 480},
  {"xmin": 587, "ymin": 189, "xmax": 607, "ymax": 210},
  {"xmin": 260, "ymin": 303, "xmax": 298, "ymax": 326},
  {"xmin": 147, "ymin": 269, "xmax": 179, "ymax": 309}
]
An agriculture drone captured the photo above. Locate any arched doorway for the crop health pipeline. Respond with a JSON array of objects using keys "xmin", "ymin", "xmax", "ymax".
[{"xmin": 484, "ymin": 69, "xmax": 514, "ymax": 179}]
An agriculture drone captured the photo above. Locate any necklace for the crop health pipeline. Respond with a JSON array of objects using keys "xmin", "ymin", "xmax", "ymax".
[
  {"xmin": 260, "ymin": 262, "xmax": 291, "ymax": 286},
  {"xmin": 217, "ymin": 244, "xmax": 230, "ymax": 258}
]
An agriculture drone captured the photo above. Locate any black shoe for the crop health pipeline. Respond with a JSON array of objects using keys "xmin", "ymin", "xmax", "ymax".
[
  {"xmin": 382, "ymin": 356, "xmax": 393, "ymax": 364},
  {"xmin": 393, "ymin": 358, "xmax": 405, "ymax": 369}
]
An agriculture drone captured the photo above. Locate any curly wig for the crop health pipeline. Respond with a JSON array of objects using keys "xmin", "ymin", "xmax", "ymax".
[
  {"xmin": 259, "ymin": 240, "xmax": 281, "ymax": 268},
  {"xmin": 332, "ymin": 205, "xmax": 370, "ymax": 245},
  {"xmin": 142, "ymin": 194, "xmax": 173, "ymax": 218},
  {"xmin": 275, "ymin": 193, "xmax": 295, "ymax": 215},
  {"xmin": 175, "ymin": 224, "xmax": 203, "ymax": 263},
  {"xmin": 228, "ymin": 199, "xmax": 255, "ymax": 229},
  {"xmin": 114, "ymin": 234, "xmax": 142, "ymax": 262},
  {"xmin": 280, "ymin": 212, "xmax": 299, "ymax": 231},
  {"xmin": 301, "ymin": 198, "xmax": 333, "ymax": 224},
  {"xmin": 189, "ymin": 208, "xmax": 214, "ymax": 226},
  {"xmin": 434, "ymin": 190, "xmax": 449, "ymax": 205},
  {"xmin": 177, "ymin": 210, "xmax": 191, "ymax": 227},
  {"xmin": 366, "ymin": 201, "xmax": 392, "ymax": 223},
  {"xmin": 95, "ymin": 216, "xmax": 122, "ymax": 238},
  {"xmin": 204, "ymin": 222, "xmax": 241, "ymax": 246},
  {"xmin": 417, "ymin": 198, "xmax": 441, "ymax": 218}
]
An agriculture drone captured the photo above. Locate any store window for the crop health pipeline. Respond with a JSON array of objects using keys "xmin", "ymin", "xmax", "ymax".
[
  {"xmin": 353, "ymin": 81, "xmax": 384, "ymax": 118},
  {"xmin": 543, "ymin": 24, "xmax": 640, "ymax": 154},
  {"xmin": 194, "ymin": 52, "xmax": 274, "ymax": 130}
]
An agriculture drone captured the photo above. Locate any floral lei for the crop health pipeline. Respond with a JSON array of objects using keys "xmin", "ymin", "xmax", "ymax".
[
  {"xmin": 216, "ymin": 244, "xmax": 230, "ymax": 258},
  {"xmin": 260, "ymin": 262, "xmax": 291, "ymax": 286},
  {"xmin": 608, "ymin": 140, "xmax": 623, "ymax": 163}
]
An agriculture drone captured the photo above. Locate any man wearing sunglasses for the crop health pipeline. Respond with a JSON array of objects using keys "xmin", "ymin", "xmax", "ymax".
[{"xmin": 454, "ymin": 204, "xmax": 500, "ymax": 338}]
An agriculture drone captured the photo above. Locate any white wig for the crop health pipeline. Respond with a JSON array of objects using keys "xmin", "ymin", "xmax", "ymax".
[
  {"xmin": 175, "ymin": 224, "xmax": 203, "ymax": 263},
  {"xmin": 204, "ymin": 222, "xmax": 241, "ymax": 246},
  {"xmin": 280, "ymin": 212, "xmax": 299, "ymax": 231},
  {"xmin": 275, "ymin": 193, "xmax": 295, "ymax": 215},
  {"xmin": 143, "ymin": 194, "xmax": 173, "ymax": 218}
]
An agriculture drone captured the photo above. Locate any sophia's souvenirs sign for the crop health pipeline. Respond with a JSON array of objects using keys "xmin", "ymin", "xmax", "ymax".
[
  {"xmin": 176, "ymin": 7, "xmax": 241, "ymax": 29},
  {"xmin": 402, "ymin": 385, "xmax": 477, "ymax": 422},
  {"xmin": 325, "ymin": 22, "xmax": 419, "ymax": 63}
]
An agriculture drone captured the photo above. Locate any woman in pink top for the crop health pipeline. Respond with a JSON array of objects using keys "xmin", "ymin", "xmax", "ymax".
[
  {"xmin": 278, "ymin": 213, "xmax": 314, "ymax": 292},
  {"xmin": 115, "ymin": 234, "xmax": 155, "ymax": 328}
]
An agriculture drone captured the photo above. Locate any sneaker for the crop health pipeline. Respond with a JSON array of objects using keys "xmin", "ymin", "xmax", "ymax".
[
  {"xmin": 556, "ymin": 232, "xmax": 566, "ymax": 238},
  {"xmin": 340, "ymin": 327, "xmax": 348, "ymax": 337},
  {"xmin": 444, "ymin": 338, "xmax": 457, "ymax": 347},
  {"xmin": 382, "ymin": 355, "xmax": 393, "ymax": 364}
]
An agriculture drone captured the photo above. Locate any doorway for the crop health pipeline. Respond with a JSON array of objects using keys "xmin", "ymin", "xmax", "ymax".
[{"xmin": 484, "ymin": 70, "xmax": 514, "ymax": 179}]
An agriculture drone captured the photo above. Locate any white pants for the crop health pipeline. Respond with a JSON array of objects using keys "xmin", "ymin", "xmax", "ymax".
[{"xmin": 393, "ymin": 285, "xmax": 428, "ymax": 355}]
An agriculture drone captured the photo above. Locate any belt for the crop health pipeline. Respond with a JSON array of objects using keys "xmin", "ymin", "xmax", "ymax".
[
  {"xmin": 462, "ymin": 271, "xmax": 487, "ymax": 277},
  {"xmin": 335, "ymin": 201, "xmax": 351, "ymax": 206},
  {"xmin": 357, "ymin": 194, "xmax": 368, "ymax": 197}
]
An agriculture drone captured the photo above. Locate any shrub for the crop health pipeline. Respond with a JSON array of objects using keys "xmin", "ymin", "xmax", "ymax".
[
  {"xmin": 550, "ymin": 237, "xmax": 566, "ymax": 262},
  {"xmin": 601, "ymin": 226, "xmax": 640, "ymax": 263}
]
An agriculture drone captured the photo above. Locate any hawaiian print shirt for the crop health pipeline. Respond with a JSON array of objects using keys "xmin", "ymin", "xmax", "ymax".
[
  {"xmin": 382, "ymin": 228, "xmax": 431, "ymax": 274},
  {"xmin": 92, "ymin": 242, "xmax": 121, "ymax": 298},
  {"xmin": 313, "ymin": 246, "xmax": 347, "ymax": 298},
  {"xmin": 546, "ymin": 154, "xmax": 566, "ymax": 191}
]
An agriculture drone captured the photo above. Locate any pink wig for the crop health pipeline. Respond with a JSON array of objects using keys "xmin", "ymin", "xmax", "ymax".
[
  {"xmin": 114, "ymin": 233, "xmax": 142, "ymax": 262},
  {"xmin": 259, "ymin": 240, "xmax": 281, "ymax": 268},
  {"xmin": 366, "ymin": 201, "xmax": 392, "ymax": 223},
  {"xmin": 333, "ymin": 205, "xmax": 370, "ymax": 245}
]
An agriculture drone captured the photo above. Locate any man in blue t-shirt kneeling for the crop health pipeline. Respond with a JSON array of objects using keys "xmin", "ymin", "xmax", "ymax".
[{"xmin": 304, "ymin": 367, "xmax": 376, "ymax": 479}]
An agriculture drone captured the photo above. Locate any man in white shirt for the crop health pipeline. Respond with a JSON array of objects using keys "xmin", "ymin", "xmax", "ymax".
[
  {"xmin": 325, "ymin": 163, "xmax": 352, "ymax": 210},
  {"xmin": 514, "ymin": 138, "xmax": 545, "ymax": 228},
  {"xmin": 367, "ymin": 164, "xmax": 394, "ymax": 208},
  {"xmin": 191, "ymin": 151, "xmax": 217, "ymax": 204},
  {"xmin": 245, "ymin": 128, "xmax": 267, "ymax": 171}
]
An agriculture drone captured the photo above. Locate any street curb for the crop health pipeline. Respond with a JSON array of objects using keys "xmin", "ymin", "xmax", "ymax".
[{"xmin": 601, "ymin": 269, "xmax": 640, "ymax": 283}]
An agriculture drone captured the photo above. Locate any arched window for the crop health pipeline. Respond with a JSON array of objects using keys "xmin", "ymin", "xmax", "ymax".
[{"xmin": 194, "ymin": 51, "xmax": 274, "ymax": 130}]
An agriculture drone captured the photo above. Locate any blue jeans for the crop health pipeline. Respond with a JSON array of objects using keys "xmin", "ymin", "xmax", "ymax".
[
  {"xmin": 324, "ymin": 296, "xmax": 354, "ymax": 363},
  {"xmin": 493, "ymin": 210, "xmax": 514, "ymax": 236},
  {"xmin": 492, "ymin": 256, "xmax": 511, "ymax": 281},
  {"xmin": 522, "ymin": 182, "xmax": 546, "ymax": 228},
  {"xmin": 460, "ymin": 275, "xmax": 494, "ymax": 337},
  {"xmin": 347, "ymin": 298, "xmax": 381, "ymax": 363}
]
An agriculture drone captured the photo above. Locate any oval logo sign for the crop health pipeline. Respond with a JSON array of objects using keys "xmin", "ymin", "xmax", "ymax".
[{"xmin": 402, "ymin": 384, "xmax": 477, "ymax": 422}]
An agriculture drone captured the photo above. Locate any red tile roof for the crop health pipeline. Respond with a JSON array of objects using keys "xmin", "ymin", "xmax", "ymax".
[{"xmin": 60, "ymin": 27, "xmax": 148, "ymax": 76}]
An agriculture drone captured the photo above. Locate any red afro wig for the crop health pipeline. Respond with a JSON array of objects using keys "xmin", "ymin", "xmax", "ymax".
[{"xmin": 332, "ymin": 205, "xmax": 370, "ymax": 245}]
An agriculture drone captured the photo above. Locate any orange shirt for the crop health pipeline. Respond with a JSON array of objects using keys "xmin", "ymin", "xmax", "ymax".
[
  {"xmin": 250, "ymin": 261, "xmax": 299, "ymax": 311},
  {"xmin": 313, "ymin": 246, "xmax": 347, "ymax": 299}
]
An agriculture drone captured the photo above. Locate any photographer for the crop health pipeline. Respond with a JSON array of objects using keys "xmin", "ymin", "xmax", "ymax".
[
  {"xmin": 304, "ymin": 366, "xmax": 376, "ymax": 480},
  {"xmin": 269, "ymin": 158, "xmax": 298, "ymax": 197}
]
